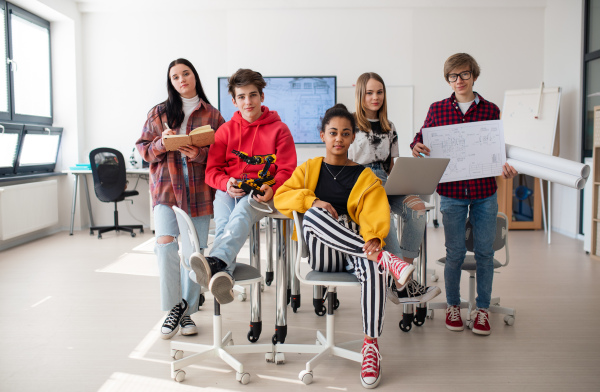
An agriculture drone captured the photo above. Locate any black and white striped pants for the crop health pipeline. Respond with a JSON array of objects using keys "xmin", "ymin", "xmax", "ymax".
[{"xmin": 302, "ymin": 207, "xmax": 386, "ymax": 338}]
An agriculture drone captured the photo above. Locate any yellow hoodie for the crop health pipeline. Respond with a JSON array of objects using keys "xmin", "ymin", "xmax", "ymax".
[{"xmin": 274, "ymin": 157, "xmax": 390, "ymax": 245}]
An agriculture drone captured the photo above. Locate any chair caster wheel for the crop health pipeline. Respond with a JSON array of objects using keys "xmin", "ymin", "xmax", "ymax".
[
  {"xmin": 247, "ymin": 330, "xmax": 259, "ymax": 343},
  {"xmin": 275, "ymin": 352, "xmax": 285, "ymax": 365},
  {"xmin": 98, "ymin": 234, "xmax": 102, "ymax": 239},
  {"xmin": 314, "ymin": 304, "xmax": 326, "ymax": 316},
  {"xmin": 333, "ymin": 298, "xmax": 340, "ymax": 310},
  {"xmin": 466, "ymin": 320, "xmax": 474, "ymax": 329},
  {"xmin": 131, "ymin": 232, "xmax": 136, "ymax": 237},
  {"xmin": 299, "ymin": 370, "xmax": 313, "ymax": 385},
  {"xmin": 173, "ymin": 369, "xmax": 185, "ymax": 382},
  {"xmin": 238, "ymin": 293, "xmax": 247, "ymax": 302},
  {"xmin": 504, "ymin": 315, "xmax": 515, "ymax": 326},
  {"xmin": 265, "ymin": 352, "xmax": 274, "ymax": 363},
  {"xmin": 171, "ymin": 349, "xmax": 183, "ymax": 360},
  {"xmin": 430, "ymin": 274, "xmax": 439, "ymax": 282},
  {"xmin": 236, "ymin": 371, "xmax": 250, "ymax": 384},
  {"xmin": 140, "ymin": 228, "xmax": 144, "ymax": 233},
  {"xmin": 399, "ymin": 319, "xmax": 412, "ymax": 332},
  {"xmin": 427, "ymin": 309, "xmax": 434, "ymax": 319}
]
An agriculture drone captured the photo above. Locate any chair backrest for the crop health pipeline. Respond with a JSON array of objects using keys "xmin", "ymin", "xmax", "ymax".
[
  {"xmin": 172, "ymin": 206, "xmax": 202, "ymax": 271},
  {"xmin": 465, "ymin": 211, "xmax": 509, "ymax": 266},
  {"xmin": 89, "ymin": 148, "xmax": 127, "ymax": 203}
]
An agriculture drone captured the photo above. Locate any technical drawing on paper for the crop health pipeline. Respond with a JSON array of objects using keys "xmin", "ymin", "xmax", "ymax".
[{"xmin": 422, "ymin": 120, "xmax": 506, "ymax": 183}]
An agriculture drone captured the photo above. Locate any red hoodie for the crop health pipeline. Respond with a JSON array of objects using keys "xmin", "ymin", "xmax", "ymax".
[{"xmin": 206, "ymin": 106, "xmax": 297, "ymax": 193}]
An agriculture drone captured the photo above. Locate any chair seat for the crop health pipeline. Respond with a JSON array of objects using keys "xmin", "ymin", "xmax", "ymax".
[
  {"xmin": 268, "ymin": 210, "xmax": 290, "ymax": 220},
  {"xmin": 305, "ymin": 270, "xmax": 359, "ymax": 284},
  {"xmin": 437, "ymin": 256, "xmax": 503, "ymax": 271},
  {"xmin": 232, "ymin": 263, "xmax": 262, "ymax": 282}
]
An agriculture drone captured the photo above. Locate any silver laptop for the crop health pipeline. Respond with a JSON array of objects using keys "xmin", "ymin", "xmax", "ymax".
[{"xmin": 384, "ymin": 157, "xmax": 450, "ymax": 196}]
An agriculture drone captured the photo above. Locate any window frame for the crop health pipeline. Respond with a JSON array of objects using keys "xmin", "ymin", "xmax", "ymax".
[
  {"xmin": 14, "ymin": 124, "xmax": 62, "ymax": 175},
  {"xmin": 0, "ymin": 1, "xmax": 53, "ymax": 125},
  {"xmin": 0, "ymin": 122, "xmax": 22, "ymax": 175}
]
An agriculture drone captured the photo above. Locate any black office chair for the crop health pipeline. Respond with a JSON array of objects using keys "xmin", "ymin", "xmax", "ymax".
[{"xmin": 89, "ymin": 148, "xmax": 144, "ymax": 239}]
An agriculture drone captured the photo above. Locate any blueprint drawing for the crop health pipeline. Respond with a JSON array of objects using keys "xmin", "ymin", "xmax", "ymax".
[
  {"xmin": 422, "ymin": 120, "xmax": 506, "ymax": 183},
  {"xmin": 218, "ymin": 77, "xmax": 335, "ymax": 144}
]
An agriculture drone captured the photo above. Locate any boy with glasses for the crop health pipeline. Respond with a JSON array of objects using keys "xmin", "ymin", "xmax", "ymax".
[{"xmin": 410, "ymin": 53, "xmax": 517, "ymax": 336}]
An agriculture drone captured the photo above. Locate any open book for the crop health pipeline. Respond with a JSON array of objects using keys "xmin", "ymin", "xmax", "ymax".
[{"xmin": 163, "ymin": 125, "xmax": 215, "ymax": 151}]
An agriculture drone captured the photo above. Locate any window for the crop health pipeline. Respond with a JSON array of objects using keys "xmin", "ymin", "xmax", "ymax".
[
  {"xmin": 0, "ymin": 2, "xmax": 60, "ymax": 178},
  {"xmin": 581, "ymin": 0, "xmax": 600, "ymax": 233},
  {"xmin": 583, "ymin": 0, "xmax": 600, "ymax": 159},
  {"xmin": 0, "ymin": 1, "xmax": 52, "ymax": 125}
]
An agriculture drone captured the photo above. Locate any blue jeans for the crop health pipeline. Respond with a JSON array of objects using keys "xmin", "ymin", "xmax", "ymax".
[
  {"xmin": 210, "ymin": 190, "xmax": 273, "ymax": 276},
  {"xmin": 153, "ymin": 156, "xmax": 210, "ymax": 314},
  {"xmin": 368, "ymin": 164, "xmax": 427, "ymax": 260},
  {"xmin": 154, "ymin": 204, "xmax": 210, "ymax": 314},
  {"xmin": 440, "ymin": 193, "xmax": 498, "ymax": 309}
]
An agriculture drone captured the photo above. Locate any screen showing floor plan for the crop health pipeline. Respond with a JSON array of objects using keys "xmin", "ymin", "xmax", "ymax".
[{"xmin": 218, "ymin": 76, "xmax": 336, "ymax": 144}]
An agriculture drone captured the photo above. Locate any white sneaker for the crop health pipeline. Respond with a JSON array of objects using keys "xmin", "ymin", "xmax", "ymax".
[{"xmin": 209, "ymin": 272, "xmax": 235, "ymax": 305}]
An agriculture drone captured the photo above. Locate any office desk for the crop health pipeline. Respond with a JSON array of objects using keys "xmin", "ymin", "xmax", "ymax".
[{"xmin": 63, "ymin": 168, "xmax": 149, "ymax": 235}]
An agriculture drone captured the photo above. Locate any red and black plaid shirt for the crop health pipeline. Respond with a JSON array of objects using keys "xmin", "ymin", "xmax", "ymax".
[
  {"xmin": 411, "ymin": 92, "xmax": 500, "ymax": 199},
  {"xmin": 136, "ymin": 100, "xmax": 225, "ymax": 217}
]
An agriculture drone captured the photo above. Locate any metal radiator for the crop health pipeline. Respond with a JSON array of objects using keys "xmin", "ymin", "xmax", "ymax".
[{"xmin": 0, "ymin": 180, "xmax": 59, "ymax": 240}]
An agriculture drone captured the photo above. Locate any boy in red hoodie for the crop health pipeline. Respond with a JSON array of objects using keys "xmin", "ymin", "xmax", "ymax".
[{"xmin": 191, "ymin": 68, "xmax": 297, "ymax": 304}]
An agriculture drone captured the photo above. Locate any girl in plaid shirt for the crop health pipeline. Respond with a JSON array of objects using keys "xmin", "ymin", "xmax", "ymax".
[
  {"xmin": 411, "ymin": 53, "xmax": 517, "ymax": 336},
  {"xmin": 136, "ymin": 58, "xmax": 225, "ymax": 340}
]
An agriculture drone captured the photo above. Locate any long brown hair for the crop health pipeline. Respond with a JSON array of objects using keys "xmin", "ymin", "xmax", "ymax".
[
  {"xmin": 354, "ymin": 72, "xmax": 391, "ymax": 133},
  {"xmin": 164, "ymin": 58, "xmax": 211, "ymax": 129}
]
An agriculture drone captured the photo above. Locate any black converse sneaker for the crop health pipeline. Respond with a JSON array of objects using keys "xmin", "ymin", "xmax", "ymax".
[
  {"xmin": 160, "ymin": 299, "xmax": 188, "ymax": 340},
  {"xmin": 209, "ymin": 272, "xmax": 235, "ymax": 305},
  {"xmin": 396, "ymin": 279, "xmax": 441, "ymax": 304},
  {"xmin": 179, "ymin": 315, "xmax": 198, "ymax": 336}
]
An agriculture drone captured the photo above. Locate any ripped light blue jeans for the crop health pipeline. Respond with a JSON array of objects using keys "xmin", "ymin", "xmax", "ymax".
[
  {"xmin": 367, "ymin": 163, "xmax": 427, "ymax": 260},
  {"xmin": 153, "ymin": 157, "xmax": 210, "ymax": 314}
]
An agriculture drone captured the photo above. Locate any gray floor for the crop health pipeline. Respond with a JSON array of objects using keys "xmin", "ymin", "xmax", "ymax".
[{"xmin": 1, "ymin": 225, "xmax": 599, "ymax": 392}]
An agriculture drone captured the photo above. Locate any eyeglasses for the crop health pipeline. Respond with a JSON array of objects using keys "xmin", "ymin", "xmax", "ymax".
[{"xmin": 446, "ymin": 71, "xmax": 472, "ymax": 82}]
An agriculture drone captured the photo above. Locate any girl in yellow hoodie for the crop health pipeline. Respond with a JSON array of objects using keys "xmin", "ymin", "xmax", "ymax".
[{"xmin": 274, "ymin": 104, "xmax": 414, "ymax": 389}]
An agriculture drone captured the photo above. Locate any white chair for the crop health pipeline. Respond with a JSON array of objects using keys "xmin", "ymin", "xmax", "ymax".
[
  {"xmin": 269, "ymin": 211, "xmax": 362, "ymax": 385},
  {"xmin": 169, "ymin": 206, "xmax": 272, "ymax": 385},
  {"xmin": 428, "ymin": 212, "xmax": 516, "ymax": 328}
]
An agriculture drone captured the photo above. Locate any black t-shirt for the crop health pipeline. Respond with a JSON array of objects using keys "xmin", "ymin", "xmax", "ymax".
[{"xmin": 315, "ymin": 163, "xmax": 366, "ymax": 216}]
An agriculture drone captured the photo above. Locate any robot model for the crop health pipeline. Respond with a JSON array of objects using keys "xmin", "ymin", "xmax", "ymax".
[{"xmin": 231, "ymin": 150, "xmax": 277, "ymax": 196}]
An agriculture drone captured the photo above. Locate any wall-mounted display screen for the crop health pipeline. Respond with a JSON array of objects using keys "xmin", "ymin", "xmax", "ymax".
[{"xmin": 218, "ymin": 76, "xmax": 336, "ymax": 144}]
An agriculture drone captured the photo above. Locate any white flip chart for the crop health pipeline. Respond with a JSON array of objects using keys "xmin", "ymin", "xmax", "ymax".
[{"xmin": 422, "ymin": 120, "xmax": 506, "ymax": 183}]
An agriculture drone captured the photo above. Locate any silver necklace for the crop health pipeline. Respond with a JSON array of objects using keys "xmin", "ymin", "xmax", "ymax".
[{"xmin": 324, "ymin": 161, "xmax": 349, "ymax": 181}]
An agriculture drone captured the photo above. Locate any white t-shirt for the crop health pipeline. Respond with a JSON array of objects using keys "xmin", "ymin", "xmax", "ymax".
[
  {"xmin": 458, "ymin": 100, "xmax": 474, "ymax": 115},
  {"xmin": 179, "ymin": 95, "xmax": 200, "ymax": 135},
  {"xmin": 347, "ymin": 119, "xmax": 399, "ymax": 172}
]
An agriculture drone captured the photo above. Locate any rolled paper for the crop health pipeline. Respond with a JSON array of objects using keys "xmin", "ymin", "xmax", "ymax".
[
  {"xmin": 506, "ymin": 144, "xmax": 590, "ymax": 179},
  {"xmin": 506, "ymin": 158, "xmax": 586, "ymax": 190}
]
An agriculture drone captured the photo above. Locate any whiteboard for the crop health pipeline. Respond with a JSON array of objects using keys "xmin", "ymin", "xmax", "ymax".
[
  {"xmin": 337, "ymin": 85, "xmax": 414, "ymax": 157},
  {"xmin": 501, "ymin": 86, "xmax": 561, "ymax": 156}
]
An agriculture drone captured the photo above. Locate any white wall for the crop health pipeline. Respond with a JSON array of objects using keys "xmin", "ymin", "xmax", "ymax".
[{"xmin": 6, "ymin": 0, "xmax": 585, "ymax": 237}]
